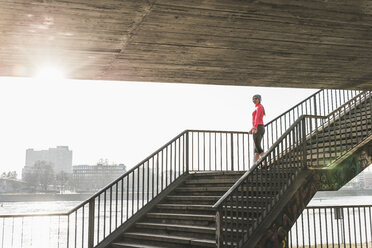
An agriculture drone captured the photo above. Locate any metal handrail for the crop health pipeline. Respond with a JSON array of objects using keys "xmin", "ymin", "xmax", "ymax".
[
  {"xmin": 290, "ymin": 204, "xmax": 372, "ymax": 247},
  {"xmin": 66, "ymin": 130, "xmax": 188, "ymax": 215},
  {"xmin": 307, "ymin": 204, "xmax": 372, "ymax": 209},
  {"xmin": 1, "ymin": 89, "xmax": 368, "ymax": 248},
  {"xmin": 213, "ymin": 91, "xmax": 369, "ymax": 209},
  {"xmin": 213, "ymin": 116, "xmax": 305, "ymax": 209},
  {"xmin": 2, "ymin": 90, "xmax": 358, "ymax": 218},
  {"xmin": 214, "ymin": 91, "xmax": 371, "ymax": 247},
  {"xmin": 264, "ymin": 89, "xmax": 322, "ymax": 127}
]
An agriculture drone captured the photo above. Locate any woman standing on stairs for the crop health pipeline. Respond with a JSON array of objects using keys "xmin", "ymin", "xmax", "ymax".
[{"xmin": 249, "ymin": 94, "xmax": 265, "ymax": 163}]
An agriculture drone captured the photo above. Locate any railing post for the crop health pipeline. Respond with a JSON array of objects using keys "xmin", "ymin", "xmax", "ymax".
[
  {"xmin": 230, "ymin": 133, "xmax": 234, "ymax": 171},
  {"xmin": 186, "ymin": 131, "xmax": 189, "ymax": 173},
  {"xmin": 302, "ymin": 118, "xmax": 307, "ymax": 168},
  {"xmin": 216, "ymin": 208, "xmax": 223, "ymax": 248},
  {"xmin": 88, "ymin": 198, "xmax": 95, "ymax": 248},
  {"xmin": 313, "ymin": 95, "xmax": 318, "ymax": 128}
]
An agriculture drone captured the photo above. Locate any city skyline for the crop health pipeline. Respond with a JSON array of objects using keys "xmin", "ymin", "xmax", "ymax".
[{"xmin": 0, "ymin": 76, "xmax": 318, "ymax": 176}]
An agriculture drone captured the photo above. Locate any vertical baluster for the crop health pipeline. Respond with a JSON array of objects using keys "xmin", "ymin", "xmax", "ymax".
[
  {"xmin": 237, "ymin": 134, "xmax": 240, "ymax": 170},
  {"xmin": 185, "ymin": 133, "xmax": 187, "ymax": 173},
  {"xmin": 109, "ymin": 187, "xmax": 112, "ymax": 234},
  {"xmin": 115, "ymin": 184, "xmax": 118, "ymax": 229},
  {"xmin": 147, "ymin": 161, "xmax": 150, "ymax": 205},
  {"xmin": 358, "ymin": 207, "xmax": 363, "ymax": 247},
  {"xmin": 160, "ymin": 150, "xmax": 163, "ymax": 191},
  {"xmin": 364, "ymin": 207, "xmax": 368, "ymax": 248},
  {"xmin": 74, "ymin": 211, "xmax": 77, "ymax": 248},
  {"xmin": 203, "ymin": 132, "xmax": 206, "ymax": 171},
  {"xmin": 369, "ymin": 207, "xmax": 372, "ymax": 248},
  {"xmin": 142, "ymin": 164, "xmax": 145, "ymax": 208},
  {"xmin": 136, "ymin": 168, "xmax": 140, "ymax": 210},
  {"xmin": 266, "ymin": 122, "xmax": 269, "ymax": 153},
  {"xmin": 247, "ymin": 132, "xmax": 251, "ymax": 170},
  {"xmin": 103, "ymin": 191, "xmax": 106, "ymax": 238},
  {"xmin": 215, "ymin": 132, "xmax": 217, "ymax": 171},
  {"xmin": 132, "ymin": 172, "xmax": 135, "ymax": 216},
  {"xmin": 348, "ymin": 99, "xmax": 354, "ymax": 151},
  {"xmin": 198, "ymin": 132, "xmax": 200, "ymax": 171},
  {"xmin": 230, "ymin": 133, "xmax": 234, "ymax": 171},
  {"xmin": 165, "ymin": 147, "xmax": 168, "ymax": 187},
  {"xmin": 174, "ymin": 141, "xmax": 177, "ymax": 180},
  {"xmin": 156, "ymin": 154, "xmax": 159, "ymax": 196},
  {"xmin": 330, "ymin": 208, "xmax": 334, "ymax": 247},
  {"xmin": 11, "ymin": 217, "xmax": 14, "ymax": 248},
  {"xmin": 347, "ymin": 207, "xmax": 351, "ymax": 246},
  {"xmin": 97, "ymin": 195, "xmax": 100, "ymax": 244},
  {"xmin": 190, "ymin": 132, "xmax": 193, "ymax": 172},
  {"xmin": 178, "ymin": 137, "xmax": 181, "ymax": 177},
  {"xmin": 1, "ymin": 218, "xmax": 4, "ymax": 248},
  {"xmin": 318, "ymin": 208, "xmax": 323, "ymax": 247},
  {"xmin": 219, "ymin": 133, "xmax": 223, "ymax": 171},
  {"xmin": 209, "ymin": 132, "xmax": 212, "ymax": 171},
  {"xmin": 301, "ymin": 211, "xmax": 305, "ymax": 248},
  {"xmin": 67, "ymin": 215, "xmax": 70, "ymax": 248},
  {"xmin": 307, "ymin": 209, "xmax": 311, "ymax": 247},
  {"xmin": 81, "ymin": 208, "xmax": 84, "ymax": 248},
  {"xmin": 242, "ymin": 134, "xmax": 246, "ymax": 170},
  {"xmin": 126, "ymin": 176, "xmax": 129, "ymax": 221},
  {"xmin": 271, "ymin": 122, "xmax": 274, "ymax": 152},
  {"xmin": 19, "ymin": 218, "xmax": 24, "ymax": 248},
  {"xmin": 121, "ymin": 179, "xmax": 124, "ymax": 224},
  {"xmin": 169, "ymin": 143, "xmax": 172, "ymax": 184},
  {"xmin": 88, "ymin": 199, "xmax": 95, "ymax": 248},
  {"xmin": 352, "ymin": 207, "xmax": 357, "ymax": 247},
  {"xmin": 225, "ymin": 133, "xmax": 228, "ymax": 170}
]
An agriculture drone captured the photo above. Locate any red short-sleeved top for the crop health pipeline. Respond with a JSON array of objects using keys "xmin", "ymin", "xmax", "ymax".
[{"xmin": 250, "ymin": 103, "xmax": 264, "ymax": 132}]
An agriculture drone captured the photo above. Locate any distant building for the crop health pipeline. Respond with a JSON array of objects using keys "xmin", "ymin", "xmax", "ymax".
[
  {"xmin": 72, "ymin": 164, "xmax": 126, "ymax": 191},
  {"xmin": 23, "ymin": 146, "xmax": 73, "ymax": 178}
]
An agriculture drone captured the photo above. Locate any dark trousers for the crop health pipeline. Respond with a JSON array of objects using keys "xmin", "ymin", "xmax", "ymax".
[{"xmin": 253, "ymin": 125, "xmax": 265, "ymax": 154}]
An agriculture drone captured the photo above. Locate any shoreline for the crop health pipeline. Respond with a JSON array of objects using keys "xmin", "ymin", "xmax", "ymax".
[
  {"xmin": 1, "ymin": 189, "xmax": 372, "ymax": 202},
  {"xmin": 0, "ymin": 193, "xmax": 94, "ymax": 202}
]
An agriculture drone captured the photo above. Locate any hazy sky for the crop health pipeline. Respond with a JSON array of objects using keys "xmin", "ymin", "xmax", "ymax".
[{"xmin": 0, "ymin": 76, "xmax": 318, "ymax": 176}]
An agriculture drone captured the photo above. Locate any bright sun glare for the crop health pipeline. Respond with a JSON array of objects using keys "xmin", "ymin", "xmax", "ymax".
[{"xmin": 34, "ymin": 66, "xmax": 65, "ymax": 81}]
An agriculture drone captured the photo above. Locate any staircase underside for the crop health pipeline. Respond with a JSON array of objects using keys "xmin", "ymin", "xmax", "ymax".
[{"xmin": 252, "ymin": 138, "xmax": 372, "ymax": 248}]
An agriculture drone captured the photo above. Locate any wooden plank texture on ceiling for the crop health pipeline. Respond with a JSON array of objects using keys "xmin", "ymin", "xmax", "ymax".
[{"xmin": 0, "ymin": 0, "xmax": 371, "ymax": 90}]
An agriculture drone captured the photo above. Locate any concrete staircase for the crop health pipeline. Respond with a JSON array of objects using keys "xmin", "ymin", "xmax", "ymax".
[
  {"xmin": 306, "ymin": 95, "xmax": 372, "ymax": 167},
  {"xmin": 97, "ymin": 91, "xmax": 371, "ymax": 248},
  {"xmin": 111, "ymin": 171, "xmax": 244, "ymax": 248},
  {"xmin": 109, "ymin": 167, "xmax": 301, "ymax": 248}
]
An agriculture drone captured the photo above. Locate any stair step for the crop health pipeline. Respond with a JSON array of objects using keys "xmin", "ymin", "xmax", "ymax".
[
  {"xmin": 112, "ymin": 242, "xmax": 166, "ymax": 248},
  {"xmin": 166, "ymin": 195, "xmax": 221, "ymax": 201},
  {"xmin": 146, "ymin": 212, "xmax": 216, "ymax": 221},
  {"xmin": 156, "ymin": 204, "xmax": 213, "ymax": 211},
  {"xmin": 165, "ymin": 195, "xmax": 271, "ymax": 207},
  {"xmin": 191, "ymin": 171, "xmax": 245, "ymax": 177},
  {"xmin": 175, "ymin": 186, "xmax": 279, "ymax": 192},
  {"xmin": 185, "ymin": 178, "xmax": 239, "ymax": 184},
  {"xmin": 136, "ymin": 222, "xmax": 215, "ymax": 234},
  {"xmin": 123, "ymin": 232, "xmax": 215, "ymax": 247},
  {"xmin": 165, "ymin": 195, "xmax": 220, "ymax": 205}
]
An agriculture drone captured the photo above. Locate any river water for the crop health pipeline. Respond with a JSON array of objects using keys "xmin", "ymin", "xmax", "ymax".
[{"xmin": 1, "ymin": 195, "xmax": 372, "ymax": 248}]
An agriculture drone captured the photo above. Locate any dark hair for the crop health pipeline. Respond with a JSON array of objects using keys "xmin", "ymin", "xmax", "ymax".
[{"xmin": 253, "ymin": 94, "xmax": 265, "ymax": 116}]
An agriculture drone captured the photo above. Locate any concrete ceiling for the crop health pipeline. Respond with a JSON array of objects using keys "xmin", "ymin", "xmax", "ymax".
[{"xmin": 0, "ymin": 0, "xmax": 371, "ymax": 90}]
